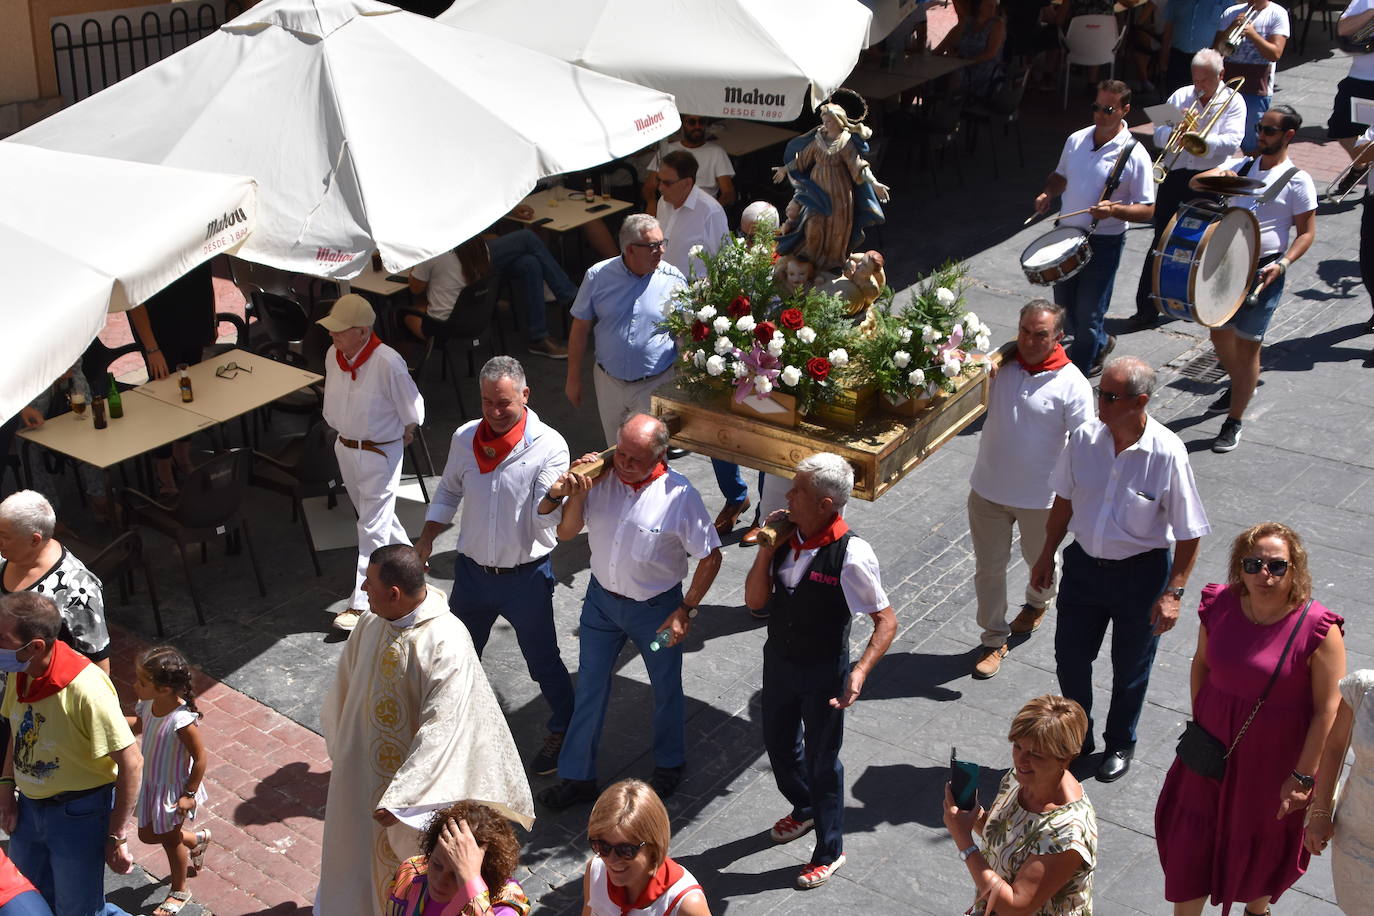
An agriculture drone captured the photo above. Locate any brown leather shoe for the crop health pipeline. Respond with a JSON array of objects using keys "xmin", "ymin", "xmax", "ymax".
[
  {"xmin": 973, "ymin": 645, "xmax": 1008, "ymax": 679},
  {"xmin": 1009, "ymin": 603, "xmax": 1047, "ymax": 634},
  {"xmin": 713, "ymin": 499, "xmax": 751, "ymax": 535},
  {"xmin": 740, "ymin": 526, "xmax": 764, "ymax": 546}
]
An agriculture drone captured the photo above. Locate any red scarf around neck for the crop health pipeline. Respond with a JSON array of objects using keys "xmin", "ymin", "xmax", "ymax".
[
  {"xmin": 17, "ymin": 641, "xmax": 90, "ymax": 704},
  {"xmin": 606, "ymin": 858, "xmax": 685, "ymax": 912},
  {"xmin": 472, "ymin": 413, "xmax": 528, "ymax": 474},
  {"xmin": 792, "ymin": 513, "xmax": 850, "ymax": 559},
  {"xmin": 619, "ymin": 460, "xmax": 668, "ymax": 492},
  {"xmin": 336, "ymin": 332, "xmax": 383, "ymax": 380},
  {"xmin": 1016, "ymin": 342, "xmax": 1070, "ymax": 375}
]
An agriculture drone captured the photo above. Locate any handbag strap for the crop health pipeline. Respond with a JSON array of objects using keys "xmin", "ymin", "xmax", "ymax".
[{"xmin": 1225, "ymin": 598, "xmax": 1314, "ymax": 759}]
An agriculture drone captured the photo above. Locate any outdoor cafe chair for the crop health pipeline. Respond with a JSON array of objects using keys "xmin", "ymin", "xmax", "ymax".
[
  {"xmin": 1060, "ymin": 15, "xmax": 1124, "ymax": 108},
  {"xmin": 249, "ymin": 420, "xmax": 344, "ymax": 577},
  {"xmin": 122, "ymin": 448, "xmax": 265, "ymax": 623},
  {"xmin": 70, "ymin": 530, "xmax": 165, "ymax": 637},
  {"xmin": 963, "ymin": 66, "xmax": 1031, "ymax": 178},
  {"xmin": 399, "ymin": 274, "xmax": 502, "ymax": 418}
]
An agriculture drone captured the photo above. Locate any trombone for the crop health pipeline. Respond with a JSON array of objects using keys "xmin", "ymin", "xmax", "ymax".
[
  {"xmin": 1325, "ymin": 140, "xmax": 1374, "ymax": 202},
  {"xmin": 1152, "ymin": 77, "xmax": 1246, "ymax": 184}
]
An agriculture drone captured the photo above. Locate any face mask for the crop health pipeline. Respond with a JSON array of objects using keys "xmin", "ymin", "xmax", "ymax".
[{"xmin": 0, "ymin": 645, "xmax": 30, "ymax": 674}]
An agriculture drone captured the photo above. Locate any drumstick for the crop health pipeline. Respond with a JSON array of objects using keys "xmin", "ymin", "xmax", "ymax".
[{"xmin": 1024, "ymin": 205, "xmax": 1097, "ymax": 226}]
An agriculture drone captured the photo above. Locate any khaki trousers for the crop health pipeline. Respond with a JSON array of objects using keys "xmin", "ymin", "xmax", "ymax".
[
  {"xmin": 967, "ymin": 489, "xmax": 1057, "ymax": 647},
  {"xmin": 592, "ymin": 364, "xmax": 674, "ymax": 446}
]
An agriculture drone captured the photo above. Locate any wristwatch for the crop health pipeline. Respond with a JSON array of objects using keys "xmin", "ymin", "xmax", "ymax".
[
  {"xmin": 1165, "ymin": 586, "xmax": 1185, "ymax": 600},
  {"xmin": 680, "ymin": 604, "xmax": 699, "ymax": 619},
  {"xmin": 1291, "ymin": 769, "xmax": 1316, "ymax": 790},
  {"xmin": 959, "ymin": 844, "xmax": 979, "ymax": 862}
]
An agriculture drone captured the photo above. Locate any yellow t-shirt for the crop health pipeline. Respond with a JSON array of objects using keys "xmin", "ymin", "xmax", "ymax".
[{"xmin": 2, "ymin": 665, "xmax": 134, "ymax": 799}]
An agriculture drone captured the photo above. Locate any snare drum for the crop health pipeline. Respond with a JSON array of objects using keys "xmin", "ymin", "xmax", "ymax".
[
  {"xmin": 1020, "ymin": 226, "xmax": 1092, "ymax": 286},
  {"xmin": 1152, "ymin": 203, "xmax": 1259, "ymax": 327}
]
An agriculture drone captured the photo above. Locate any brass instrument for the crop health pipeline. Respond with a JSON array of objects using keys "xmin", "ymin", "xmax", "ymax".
[
  {"xmin": 1337, "ymin": 16, "xmax": 1374, "ymax": 54},
  {"xmin": 1152, "ymin": 77, "xmax": 1246, "ymax": 184},
  {"xmin": 1216, "ymin": 5, "xmax": 1260, "ymax": 56},
  {"xmin": 1324, "ymin": 141, "xmax": 1374, "ymax": 202}
]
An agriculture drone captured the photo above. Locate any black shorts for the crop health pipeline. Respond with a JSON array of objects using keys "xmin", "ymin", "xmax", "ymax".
[{"xmin": 1328, "ymin": 74, "xmax": 1374, "ymax": 139}]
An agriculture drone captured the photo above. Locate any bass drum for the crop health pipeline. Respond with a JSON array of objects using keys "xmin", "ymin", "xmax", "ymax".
[
  {"xmin": 1020, "ymin": 226, "xmax": 1092, "ymax": 286},
  {"xmin": 1152, "ymin": 202, "xmax": 1259, "ymax": 327}
]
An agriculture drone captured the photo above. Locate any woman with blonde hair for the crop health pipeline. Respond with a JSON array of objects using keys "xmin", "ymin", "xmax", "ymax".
[{"xmin": 581, "ymin": 780, "xmax": 710, "ymax": 916}]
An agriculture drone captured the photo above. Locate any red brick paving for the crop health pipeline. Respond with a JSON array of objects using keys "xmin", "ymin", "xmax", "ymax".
[{"xmin": 108, "ymin": 626, "xmax": 325, "ymax": 916}]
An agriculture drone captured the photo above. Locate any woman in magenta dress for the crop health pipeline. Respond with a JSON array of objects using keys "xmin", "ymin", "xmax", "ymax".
[{"xmin": 1155, "ymin": 522, "xmax": 1345, "ymax": 915}]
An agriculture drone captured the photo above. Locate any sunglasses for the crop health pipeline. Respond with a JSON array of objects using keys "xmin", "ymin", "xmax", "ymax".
[
  {"xmin": 1097, "ymin": 388, "xmax": 1126, "ymax": 403},
  {"xmin": 1256, "ymin": 124, "xmax": 1284, "ymax": 136},
  {"xmin": 589, "ymin": 838, "xmax": 646, "ymax": 860},
  {"xmin": 657, "ymin": 175, "xmax": 687, "ymax": 188},
  {"xmin": 1241, "ymin": 556, "xmax": 1289, "ymax": 577},
  {"xmin": 215, "ymin": 362, "xmax": 254, "ymax": 379},
  {"xmin": 629, "ymin": 240, "xmax": 667, "ymax": 252},
  {"xmin": 1090, "ymin": 103, "xmax": 1119, "ymax": 114}
]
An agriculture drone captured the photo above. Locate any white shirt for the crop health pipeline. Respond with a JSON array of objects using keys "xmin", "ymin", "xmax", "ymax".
[
  {"xmin": 657, "ymin": 186, "xmax": 730, "ymax": 280},
  {"xmin": 1219, "ymin": 2, "xmax": 1289, "ymax": 68},
  {"xmin": 1219, "ymin": 155, "xmax": 1317, "ymax": 255},
  {"xmin": 1153, "ymin": 83, "xmax": 1247, "ymax": 171},
  {"xmin": 1054, "ymin": 124, "xmax": 1157, "ymax": 235},
  {"xmin": 582, "ymin": 468, "xmax": 721, "ymax": 601},
  {"xmin": 322, "ymin": 342, "xmax": 424, "ymax": 442},
  {"xmin": 649, "ymin": 140, "xmax": 735, "ymax": 199},
  {"xmin": 410, "ymin": 250, "xmax": 470, "ymax": 321},
  {"xmin": 1051, "ymin": 417, "xmax": 1212, "ymax": 559},
  {"xmin": 970, "ymin": 360, "xmax": 1095, "ymax": 510},
  {"xmin": 423, "ymin": 408, "xmax": 568, "ymax": 568},
  {"xmin": 775, "ymin": 534, "xmax": 890, "ymax": 616},
  {"xmin": 1343, "ymin": 0, "xmax": 1374, "ymax": 78}
]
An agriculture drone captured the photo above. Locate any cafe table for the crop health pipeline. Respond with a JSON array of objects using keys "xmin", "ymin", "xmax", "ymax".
[
  {"xmin": 133, "ymin": 347, "xmax": 323, "ymax": 425},
  {"xmin": 845, "ymin": 54, "xmax": 973, "ymax": 102},
  {"xmin": 509, "ymin": 187, "xmax": 634, "ymax": 234}
]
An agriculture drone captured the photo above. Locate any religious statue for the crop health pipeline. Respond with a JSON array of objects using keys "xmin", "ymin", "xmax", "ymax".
[
  {"xmin": 772, "ymin": 99, "xmax": 890, "ymax": 271},
  {"xmin": 824, "ymin": 250, "xmax": 887, "ymax": 316}
]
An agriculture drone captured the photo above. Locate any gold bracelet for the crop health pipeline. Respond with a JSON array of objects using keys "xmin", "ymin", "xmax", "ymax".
[{"xmin": 1309, "ymin": 807, "xmax": 1334, "ymax": 820}]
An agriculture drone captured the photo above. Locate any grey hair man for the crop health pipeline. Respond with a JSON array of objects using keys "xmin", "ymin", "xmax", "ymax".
[
  {"xmin": 740, "ymin": 200, "xmax": 781, "ymax": 239},
  {"xmin": 967, "ymin": 302, "xmax": 1094, "ymax": 680},
  {"xmin": 412, "ymin": 356, "xmax": 574, "ymax": 776},
  {"xmin": 744, "ymin": 452, "xmax": 896, "ymax": 890},
  {"xmin": 565, "ymin": 215, "xmax": 687, "ymax": 445},
  {"xmin": 1030, "ymin": 356, "xmax": 1211, "ymax": 783}
]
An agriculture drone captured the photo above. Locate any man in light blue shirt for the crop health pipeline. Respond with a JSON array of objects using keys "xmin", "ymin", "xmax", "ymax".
[
  {"xmin": 565, "ymin": 213, "xmax": 688, "ymax": 445},
  {"xmin": 1162, "ymin": 0, "xmax": 1233, "ymax": 88}
]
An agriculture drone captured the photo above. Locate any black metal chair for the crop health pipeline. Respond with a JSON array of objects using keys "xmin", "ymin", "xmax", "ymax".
[
  {"xmin": 123, "ymin": 448, "xmax": 265, "ymax": 623},
  {"xmin": 71, "ymin": 531, "xmax": 165, "ymax": 637},
  {"xmin": 963, "ymin": 67, "xmax": 1031, "ymax": 178},
  {"xmin": 399, "ymin": 275, "xmax": 501, "ymax": 418},
  {"xmin": 250, "ymin": 421, "xmax": 344, "ymax": 576}
]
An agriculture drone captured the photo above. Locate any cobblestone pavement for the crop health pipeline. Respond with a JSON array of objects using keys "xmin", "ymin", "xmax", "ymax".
[{"xmin": 54, "ymin": 29, "xmax": 1374, "ymax": 916}]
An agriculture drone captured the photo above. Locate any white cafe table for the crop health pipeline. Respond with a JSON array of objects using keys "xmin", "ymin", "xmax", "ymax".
[
  {"xmin": 132, "ymin": 348, "xmax": 323, "ymax": 424},
  {"xmin": 16, "ymin": 395, "xmax": 216, "ymax": 470},
  {"xmin": 509, "ymin": 188, "xmax": 634, "ymax": 234},
  {"xmin": 707, "ymin": 120, "xmax": 800, "ymax": 157},
  {"xmin": 349, "ymin": 263, "xmax": 411, "ymax": 298}
]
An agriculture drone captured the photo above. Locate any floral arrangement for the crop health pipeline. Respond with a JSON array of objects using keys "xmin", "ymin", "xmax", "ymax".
[
  {"xmin": 661, "ymin": 228, "xmax": 860, "ymax": 412},
  {"xmin": 853, "ymin": 261, "xmax": 994, "ymax": 403}
]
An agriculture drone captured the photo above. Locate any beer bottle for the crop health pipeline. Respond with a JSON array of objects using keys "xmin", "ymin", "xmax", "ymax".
[
  {"xmin": 106, "ymin": 373, "xmax": 123, "ymax": 419},
  {"xmin": 92, "ymin": 396, "xmax": 108, "ymax": 429},
  {"xmin": 178, "ymin": 364, "xmax": 194, "ymax": 402}
]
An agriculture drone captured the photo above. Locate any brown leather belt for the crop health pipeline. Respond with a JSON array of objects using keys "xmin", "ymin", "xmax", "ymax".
[{"xmin": 337, "ymin": 436, "xmax": 399, "ymax": 457}]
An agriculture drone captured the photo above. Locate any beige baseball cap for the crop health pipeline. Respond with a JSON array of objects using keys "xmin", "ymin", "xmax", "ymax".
[{"xmin": 317, "ymin": 294, "xmax": 376, "ymax": 331}]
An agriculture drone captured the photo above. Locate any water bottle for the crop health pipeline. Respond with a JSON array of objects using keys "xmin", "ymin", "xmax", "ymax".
[
  {"xmin": 106, "ymin": 374, "xmax": 123, "ymax": 419},
  {"xmin": 649, "ymin": 629, "xmax": 674, "ymax": 652}
]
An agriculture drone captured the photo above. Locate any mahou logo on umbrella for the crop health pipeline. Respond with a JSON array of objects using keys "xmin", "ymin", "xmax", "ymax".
[{"xmin": 205, "ymin": 208, "xmax": 250, "ymax": 240}]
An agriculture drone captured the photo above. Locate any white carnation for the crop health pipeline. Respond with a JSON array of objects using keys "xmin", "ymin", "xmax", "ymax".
[
  {"xmin": 975, "ymin": 333, "xmax": 991, "ymax": 351},
  {"xmin": 941, "ymin": 354, "xmax": 962, "ymax": 378},
  {"xmin": 705, "ymin": 355, "xmax": 725, "ymax": 376},
  {"xmin": 696, "ymin": 304, "xmax": 717, "ymax": 321},
  {"xmin": 712, "ymin": 316, "xmax": 731, "ymax": 334},
  {"xmin": 963, "ymin": 311, "xmax": 979, "ymax": 329},
  {"xmin": 768, "ymin": 337, "xmax": 785, "ymax": 358},
  {"xmin": 907, "ymin": 368, "xmax": 926, "ymax": 387},
  {"xmin": 921, "ymin": 324, "xmax": 939, "ymax": 343},
  {"xmin": 898, "ymin": 327, "xmax": 913, "ymax": 343},
  {"xmin": 828, "ymin": 348, "xmax": 849, "ymax": 368},
  {"xmin": 688, "ymin": 244, "xmax": 705, "ymax": 260},
  {"xmin": 692, "ymin": 349, "xmax": 706, "ymax": 368},
  {"xmin": 935, "ymin": 287, "xmax": 956, "ymax": 306},
  {"xmin": 796, "ymin": 326, "xmax": 817, "ymax": 344},
  {"xmin": 893, "ymin": 350, "xmax": 911, "ymax": 368},
  {"xmin": 714, "ymin": 336, "xmax": 734, "ymax": 355},
  {"xmin": 753, "ymin": 375, "xmax": 773, "ymax": 395},
  {"xmin": 735, "ymin": 315, "xmax": 756, "ymax": 333},
  {"xmin": 733, "ymin": 360, "xmax": 750, "ymax": 379},
  {"xmin": 780, "ymin": 365, "xmax": 802, "ymax": 386}
]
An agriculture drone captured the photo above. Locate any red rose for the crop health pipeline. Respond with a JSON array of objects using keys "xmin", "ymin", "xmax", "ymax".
[
  {"xmin": 806, "ymin": 357, "xmax": 831, "ymax": 381},
  {"xmin": 727, "ymin": 295, "xmax": 751, "ymax": 318},
  {"xmin": 690, "ymin": 320, "xmax": 711, "ymax": 342},
  {"xmin": 753, "ymin": 320, "xmax": 777, "ymax": 344},
  {"xmin": 780, "ymin": 308, "xmax": 805, "ymax": 330}
]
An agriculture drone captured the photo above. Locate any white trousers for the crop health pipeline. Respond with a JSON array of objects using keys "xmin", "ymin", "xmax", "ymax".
[
  {"xmin": 967, "ymin": 488, "xmax": 1057, "ymax": 647},
  {"xmin": 335, "ymin": 439, "xmax": 410, "ymax": 611},
  {"xmin": 592, "ymin": 364, "xmax": 674, "ymax": 447}
]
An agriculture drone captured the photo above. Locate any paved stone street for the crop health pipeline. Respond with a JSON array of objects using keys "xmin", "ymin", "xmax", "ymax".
[{"xmin": 51, "ymin": 26, "xmax": 1374, "ymax": 916}]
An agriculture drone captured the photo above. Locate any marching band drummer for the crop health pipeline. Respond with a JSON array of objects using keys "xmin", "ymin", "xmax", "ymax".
[
  {"xmin": 1189, "ymin": 104, "xmax": 1316, "ymax": 454},
  {"xmin": 1034, "ymin": 80, "xmax": 1156, "ymax": 377},
  {"xmin": 1129, "ymin": 49, "xmax": 1246, "ymax": 330}
]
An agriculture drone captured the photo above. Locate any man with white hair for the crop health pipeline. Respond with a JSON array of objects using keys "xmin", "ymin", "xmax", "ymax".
[
  {"xmin": 319, "ymin": 294, "xmax": 424, "ymax": 632},
  {"xmin": 740, "ymin": 201, "xmax": 781, "ymax": 239},
  {"xmin": 565, "ymin": 214, "xmax": 688, "ymax": 445},
  {"xmin": 744, "ymin": 453, "xmax": 896, "ymax": 890}
]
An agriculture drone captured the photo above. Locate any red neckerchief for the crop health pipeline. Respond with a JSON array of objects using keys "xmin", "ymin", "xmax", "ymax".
[
  {"xmin": 336, "ymin": 332, "xmax": 383, "ymax": 380},
  {"xmin": 792, "ymin": 513, "xmax": 850, "ymax": 559},
  {"xmin": 472, "ymin": 413, "xmax": 527, "ymax": 474},
  {"xmin": 1016, "ymin": 343, "xmax": 1071, "ymax": 375},
  {"xmin": 606, "ymin": 858, "xmax": 684, "ymax": 912},
  {"xmin": 619, "ymin": 461, "xmax": 668, "ymax": 492},
  {"xmin": 17, "ymin": 641, "xmax": 90, "ymax": 704}
]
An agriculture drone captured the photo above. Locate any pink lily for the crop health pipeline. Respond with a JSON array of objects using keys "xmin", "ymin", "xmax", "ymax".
[
  {"xmin": 935, "ymin": 323, "xmax": 965, "ymax": 362},
  {"xmin": 732, "ymin": 344, "xmax": 781, "ymax": 402}
]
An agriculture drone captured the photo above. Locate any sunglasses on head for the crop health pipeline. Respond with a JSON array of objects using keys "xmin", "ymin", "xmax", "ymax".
[
  {"xmin": 1241, "ymin": 556, "xmax": 1289, "ymax": 577},
  {"xmin": 589, "ymin": 838, "xmax": 646, "ymax": 860},
  {"xmin": 1090, "ymin": 103, "xmax": 1119, "ymax": 114}
]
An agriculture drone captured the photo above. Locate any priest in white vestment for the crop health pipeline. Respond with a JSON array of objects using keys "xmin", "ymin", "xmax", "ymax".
[{"xmin": 316, "ymin": 544, "xmax": 534, "ymax": 916}]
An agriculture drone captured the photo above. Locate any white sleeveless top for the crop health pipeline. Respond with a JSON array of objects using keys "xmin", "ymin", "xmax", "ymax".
[{"xmin": 586, "ymin": 857, "xmax": 703, "ymax": 916}]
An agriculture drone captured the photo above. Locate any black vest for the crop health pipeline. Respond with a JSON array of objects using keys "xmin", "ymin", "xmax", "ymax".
[{"xmin": 765, "ymin": 533, "xmax": 854, "ymax": 664}]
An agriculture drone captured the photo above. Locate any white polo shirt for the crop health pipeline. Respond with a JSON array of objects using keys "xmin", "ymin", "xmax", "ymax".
[
  {"xmin": 1342, "ymin": 0, "xmax": 1374, "ymax": 78},
  {"xmin": 583, "ymin": 468, "xmax": 721, "ymax": 601},
  {"xmin": 322, "ymin": 343, "xmax": 424, "ymax": 443},
  {"xmin": 970, "ymin": 361, "xmax": 1095, "ymax": 510},
  {"xmin": 775, "ymin": 535, "xmax": 890, "ymax": 616},
  {"xmin": 423, "ymin": 408, "xmax": 568, "ymax": 568},
  {"xmin": 1153, "ymin": 84, "xmax": 1246, "ymax": 171},
  {"xmin": 1218, "ymin": 155, "xmax": 1317, "ymax": 256},
  {"xmin": 1051, "ymin": 417, "xmax": 1211, "ymax": 560},
  {"xmin": 649, "ymin": 141, "xmax": 735, "ymax": 199},
  {"xmin": 658, "ymin": 186, "xmax": 730, "ymax": 280},
  {"xmin": 1054, "ymin": 124, "xmax": 1156, "ymax": 235}
]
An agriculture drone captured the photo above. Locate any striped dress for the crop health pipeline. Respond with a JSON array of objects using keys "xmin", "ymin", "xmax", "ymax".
[{"xmin": 135, "ymin": 699, "xmax": 206, "ymax": 833}]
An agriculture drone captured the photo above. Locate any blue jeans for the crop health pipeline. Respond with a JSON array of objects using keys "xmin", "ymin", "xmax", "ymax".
[
  {"xmin": 452, "ymin": 554, "xmax": 574, "ymax": 734},
  {"xmin": 1054, "ymin": 542, "xmax": 1171, "ymax": 751},
  {"xmin": 10, "ymin": 785, "xmax": 131, "ymax": 916},
  {"xmin": 710, "ymin": 460, "xmax": 749, "ymax": 505},
  {"xmin": 1053, "ymin": 232, "xmax": 1125, "ymax": 373},
  {"xmin": 557, "ymin": 578, "xmax": 686, "ymax": 781},
  {"xmin": 761, "ymin": 644, "xmax": 849, "ymax": 866},
  {"xmin": 1223, "ymin": 256, "xmax": 1285, "ymax": 342},
  {"xmin": 1, "ymin": 892, "xmax": 54, "ymax": 916},
  {"xmin": 1241, "ymin": 93, "xmax": 1272, "ymax": 153},
  {"xmin": 488, "ymin": 230, "xmax": 578, "ymax": 342}
]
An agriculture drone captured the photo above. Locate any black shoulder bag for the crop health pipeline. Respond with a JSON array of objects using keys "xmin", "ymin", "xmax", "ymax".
[{"xmin": 1175, "ymin": 598, "xmax": 1313, "ymax": 781}]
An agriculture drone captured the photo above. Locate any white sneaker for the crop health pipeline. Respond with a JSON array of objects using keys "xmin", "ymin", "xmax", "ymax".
[
  {"xmin": 770, "ymin": 814, "xmax": 815, "ymax": 843},
  {"xmin": 332, "ymin": 609, "xmax": 364, "ymax": 631},
  {"xmin": 797, "ymin": 854, "xmax": 846, "ymax": 889}
]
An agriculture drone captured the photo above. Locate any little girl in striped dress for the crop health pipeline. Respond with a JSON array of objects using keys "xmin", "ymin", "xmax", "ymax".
[{"xmin": 129, "ymin": 646, "xmax": 210, "ymax": 916}]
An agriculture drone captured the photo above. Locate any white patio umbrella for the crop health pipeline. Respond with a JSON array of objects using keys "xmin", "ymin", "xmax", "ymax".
[
  {"xmin": 10, "ymin": 0, "xmax": 679, "ymax": 279},
  {"xmin": 0, "ymin": 142, "xmax": 257, "ymax": 423},
  {"xmin": 859, "ymin": 0, "xmax": 919, "ymax": 47},
  {"xmin": 438, "ymin": 0, "xmax": 873, "ymax": 123}
]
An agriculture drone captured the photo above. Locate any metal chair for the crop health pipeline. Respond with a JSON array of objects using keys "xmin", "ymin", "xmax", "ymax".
[
  {"xmin": 72, "ymin": 531, "xmax": 165, "ymax": 636},
  {"xmin": 399, "ymin": 275, "xmax": 501, "ymax": 418},
  {"xmin": 250, "ymin": 421, "xmax": 343, "ymax": 576},
  {"xmin": 963, "ymin": 67, "xmax": 1031, "ymax": 177},
  {"xmin": 123, "ymin": 448, "xmax": 265, "ymax": 622}
]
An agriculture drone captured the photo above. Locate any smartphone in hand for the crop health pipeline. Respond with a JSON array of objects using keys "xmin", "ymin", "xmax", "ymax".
[{"xmin": 950, "ymin": 747, "xmax": 980, "ymax": 811}]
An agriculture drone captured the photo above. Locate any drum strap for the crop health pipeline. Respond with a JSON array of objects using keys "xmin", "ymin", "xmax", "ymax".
[
  {"xmin": 1237, "ymin": 157, "xmax": 1300, "ymax": 204},
  {"xmin": 1089, "ymin": 138, "xmax": 1139, "ymax": 233}
]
